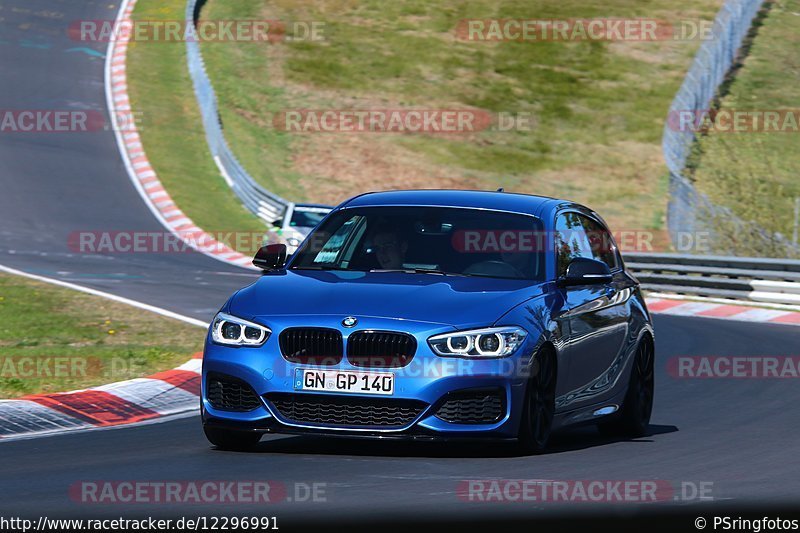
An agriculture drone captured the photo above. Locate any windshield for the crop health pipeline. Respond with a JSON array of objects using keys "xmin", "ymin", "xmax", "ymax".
[
  {"xmin": 290, "ymin": 206, "xmax": 546, "ymax": 280},
  {"xmin": 290, "ymin": 206, "xmax": 330, "ymax": 229}
]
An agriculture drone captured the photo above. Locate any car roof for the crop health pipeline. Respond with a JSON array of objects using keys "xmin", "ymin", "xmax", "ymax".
[
  {"xmin": 293, "ymin": 203, "xmax": 333, "ymax": 210},
  {"xmin": 340, "ymin": 189, "xmax": 569, "ymax": 217}
]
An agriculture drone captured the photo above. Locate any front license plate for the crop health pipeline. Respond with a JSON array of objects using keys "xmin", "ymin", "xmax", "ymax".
[{"xmin": 294, "ymin": 369, "xmax": 394, "ymax": 396}]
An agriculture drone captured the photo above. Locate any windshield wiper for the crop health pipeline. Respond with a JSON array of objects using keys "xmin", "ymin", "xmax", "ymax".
[
  {"xmin": 295, "ymin": 266, "xmax": 475, "ymax": 277},
  {"xmin": 369, "ymin": 268, "xmax": 464, "ymax": 276},
  {"xmin": 291, "ymin": 265, "xmax": 348, "ymax": 271}
]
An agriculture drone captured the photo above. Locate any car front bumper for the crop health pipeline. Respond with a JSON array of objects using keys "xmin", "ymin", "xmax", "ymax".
[{"xmin": 201, "ymin": 317, "xmax": 534, "ymax": 440}]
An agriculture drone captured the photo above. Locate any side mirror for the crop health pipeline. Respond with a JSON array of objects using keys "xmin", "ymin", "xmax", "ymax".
[
  {"xmin": 272, "ymin": 218, "xmax": 283, "ymax": 228},
  {"xmin": 558, "ymin": 257, "xmax": 612, "ymax": 287},
  {"xmin": 253, "ymin": 243, "xmax": 287, "ymax": 271}
]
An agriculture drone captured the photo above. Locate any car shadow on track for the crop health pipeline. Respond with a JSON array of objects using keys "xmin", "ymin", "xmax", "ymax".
[
  {"xmin": 545, "ymin": 424, "xmax": 678, "ymax": 455},
  {"xmin": 228, "ymin": 424, "xmax": 678, "ymax": 458}
]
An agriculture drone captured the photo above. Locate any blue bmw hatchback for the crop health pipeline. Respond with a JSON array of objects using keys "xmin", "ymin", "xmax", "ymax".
[{"xmin": 201, "ymin": 190, "xmax": 655, "ymax": 453}]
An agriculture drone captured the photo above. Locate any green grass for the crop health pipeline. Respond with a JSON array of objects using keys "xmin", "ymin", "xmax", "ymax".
[
  {"xmin": 689, "ymin": 0, "xmax": 800, "ymax": 257},
  {"xmin": 197, "ymin": 0, "xmax": 722, "ymax": 246},
  {"xmin": 0, "ymin": 273, "xmax": 203, "ymax": 398},
  {"xmin": 126, "ymin": 0, "xmax": 269, "ymax": 250},
  {"xmin": 125, "ymin": 0, "xmax": 723, "ymax": 250}
]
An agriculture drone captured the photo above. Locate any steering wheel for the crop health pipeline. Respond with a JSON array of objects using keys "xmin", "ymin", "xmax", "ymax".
[{"xmin": 463, "ymin": 260, "xmax": 524, "ymax": 279}]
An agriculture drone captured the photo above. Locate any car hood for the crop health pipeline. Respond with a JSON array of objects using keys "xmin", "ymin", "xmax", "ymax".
[{"xmin": 229, "ymin": 269, "xmax": 547, "ymax": 329}]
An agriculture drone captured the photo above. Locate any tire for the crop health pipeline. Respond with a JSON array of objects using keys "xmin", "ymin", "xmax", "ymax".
[
  {"xmin": 517, "ymin": 347, "xmax": 556, "ymax": 454},
  {"xmin": 203, "ymin": 426, "xmax": 262, "ymax": 451},
  {"xmin": 598, "ymin": 336, "xmax": 654, "ymax": 438}
]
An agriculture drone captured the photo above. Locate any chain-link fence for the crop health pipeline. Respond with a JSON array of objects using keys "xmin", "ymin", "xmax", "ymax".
[
  {"xmin": 662, "ymin": 0, "xmax": 798, "ymax": 257},
  {"xmin": 185, "ymin": 0, "xmax": 290, "ymax": 225}
]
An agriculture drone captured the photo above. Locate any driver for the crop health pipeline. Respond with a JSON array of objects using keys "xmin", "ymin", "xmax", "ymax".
[
  {"xmin": 500, "ymin": 250, "xmax": 533, "ymax": 278},
  {"xmin": 372, "ymin": 228, "xmax": 408, "ymax": 270}
]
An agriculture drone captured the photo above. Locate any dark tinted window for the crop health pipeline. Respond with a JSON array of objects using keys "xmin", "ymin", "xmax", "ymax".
[
  {"xmin": 580, "ymin": 215, "xmax": 620, "ymax": 270},
  {"xmin": 290, "ymin": 207, "xmax": 330, "ymax": 229},
  {"xmin": 291, "ymin": 206, "xmax": 546, "ymax": 280},
  {"xmin": 555, "ymin": 212, "xmax": 594, "ymax": 276}
]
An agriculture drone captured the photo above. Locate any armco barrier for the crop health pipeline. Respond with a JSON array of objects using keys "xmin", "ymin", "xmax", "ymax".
[
  {"xmin": 184, "ymin": 0, "xmax": 290, "ymax": 225},
  {"xmin": 627, "ymin": 253, "xmax": 800, "ymax": 306}
]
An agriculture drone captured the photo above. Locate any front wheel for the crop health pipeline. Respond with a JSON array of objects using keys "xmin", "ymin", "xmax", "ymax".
[
  {"xmin": 203, "ymin": 426, "xmax": 262, "ymax": 451},
  {"xmin": 598, "ymin": 336, "xmax": 654, "ymax": 438},
  {"xmin": 517, "ymin": 347, "xmax": 556, "ymax": 454}
]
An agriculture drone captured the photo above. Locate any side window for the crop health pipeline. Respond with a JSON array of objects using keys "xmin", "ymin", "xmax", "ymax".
[
  {"xmin": 555, "ymin": 212, "xmax": 594, "ymax": 276},
  {"xmin": 312, "ymin": 215, "xmax": 365, "ymax": 264},
  {"xmin": 580, "ymin": 216, "xmax": 620, "ymax": 271}
]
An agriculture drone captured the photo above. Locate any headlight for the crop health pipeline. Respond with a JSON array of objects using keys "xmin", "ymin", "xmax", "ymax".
[
  {"xmin": 211, "ymin": 312, "xmax": 270, "ymax": 346},
  {"xmin": 428, "ymin": 327, "xmax": 527, "ymax": 358}
]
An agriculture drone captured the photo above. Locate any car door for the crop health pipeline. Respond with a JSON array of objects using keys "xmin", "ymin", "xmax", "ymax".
[{"xmin": 555, "ymin": 210, "xmax": 631, "ymax": 412}]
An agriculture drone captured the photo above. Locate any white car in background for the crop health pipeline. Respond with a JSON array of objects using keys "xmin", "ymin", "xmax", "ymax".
[{"xmin": 268, "ymin": 203, "xmax": 332, "ymax": 254}]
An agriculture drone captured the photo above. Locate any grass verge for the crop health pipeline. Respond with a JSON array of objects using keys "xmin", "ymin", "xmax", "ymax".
[
  {"xmin": 197, "ymin": 0, "xmax": 723, "ymax": 249},
  {"xmin": 126, "ymin": 0, "xmax": 269, "ymax": 250},
  {"xmin": 0, "ymin": 273, "xmax": 203, "ymax": 398}
]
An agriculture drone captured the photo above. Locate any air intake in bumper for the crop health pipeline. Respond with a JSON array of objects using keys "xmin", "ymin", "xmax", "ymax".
[
  {"xmin": 265, "ymin": 392, "xmax": 427, "ymax": 428},
  {"xmin": 206, "ymin": 373, "xmax": 262, "ymax": 412},
  {"xmin": 434, "ymin": 388, "xmax": 505, "ymax": 424}
]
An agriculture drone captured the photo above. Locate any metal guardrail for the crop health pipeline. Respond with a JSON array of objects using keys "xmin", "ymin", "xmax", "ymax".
[
  {"xmin": 626, "ymin": 253, "xmax": 800, "ymax": 306},
  {"xmin": 184, "ymin": 0, "xmax": 290, "ymax": 225}
]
